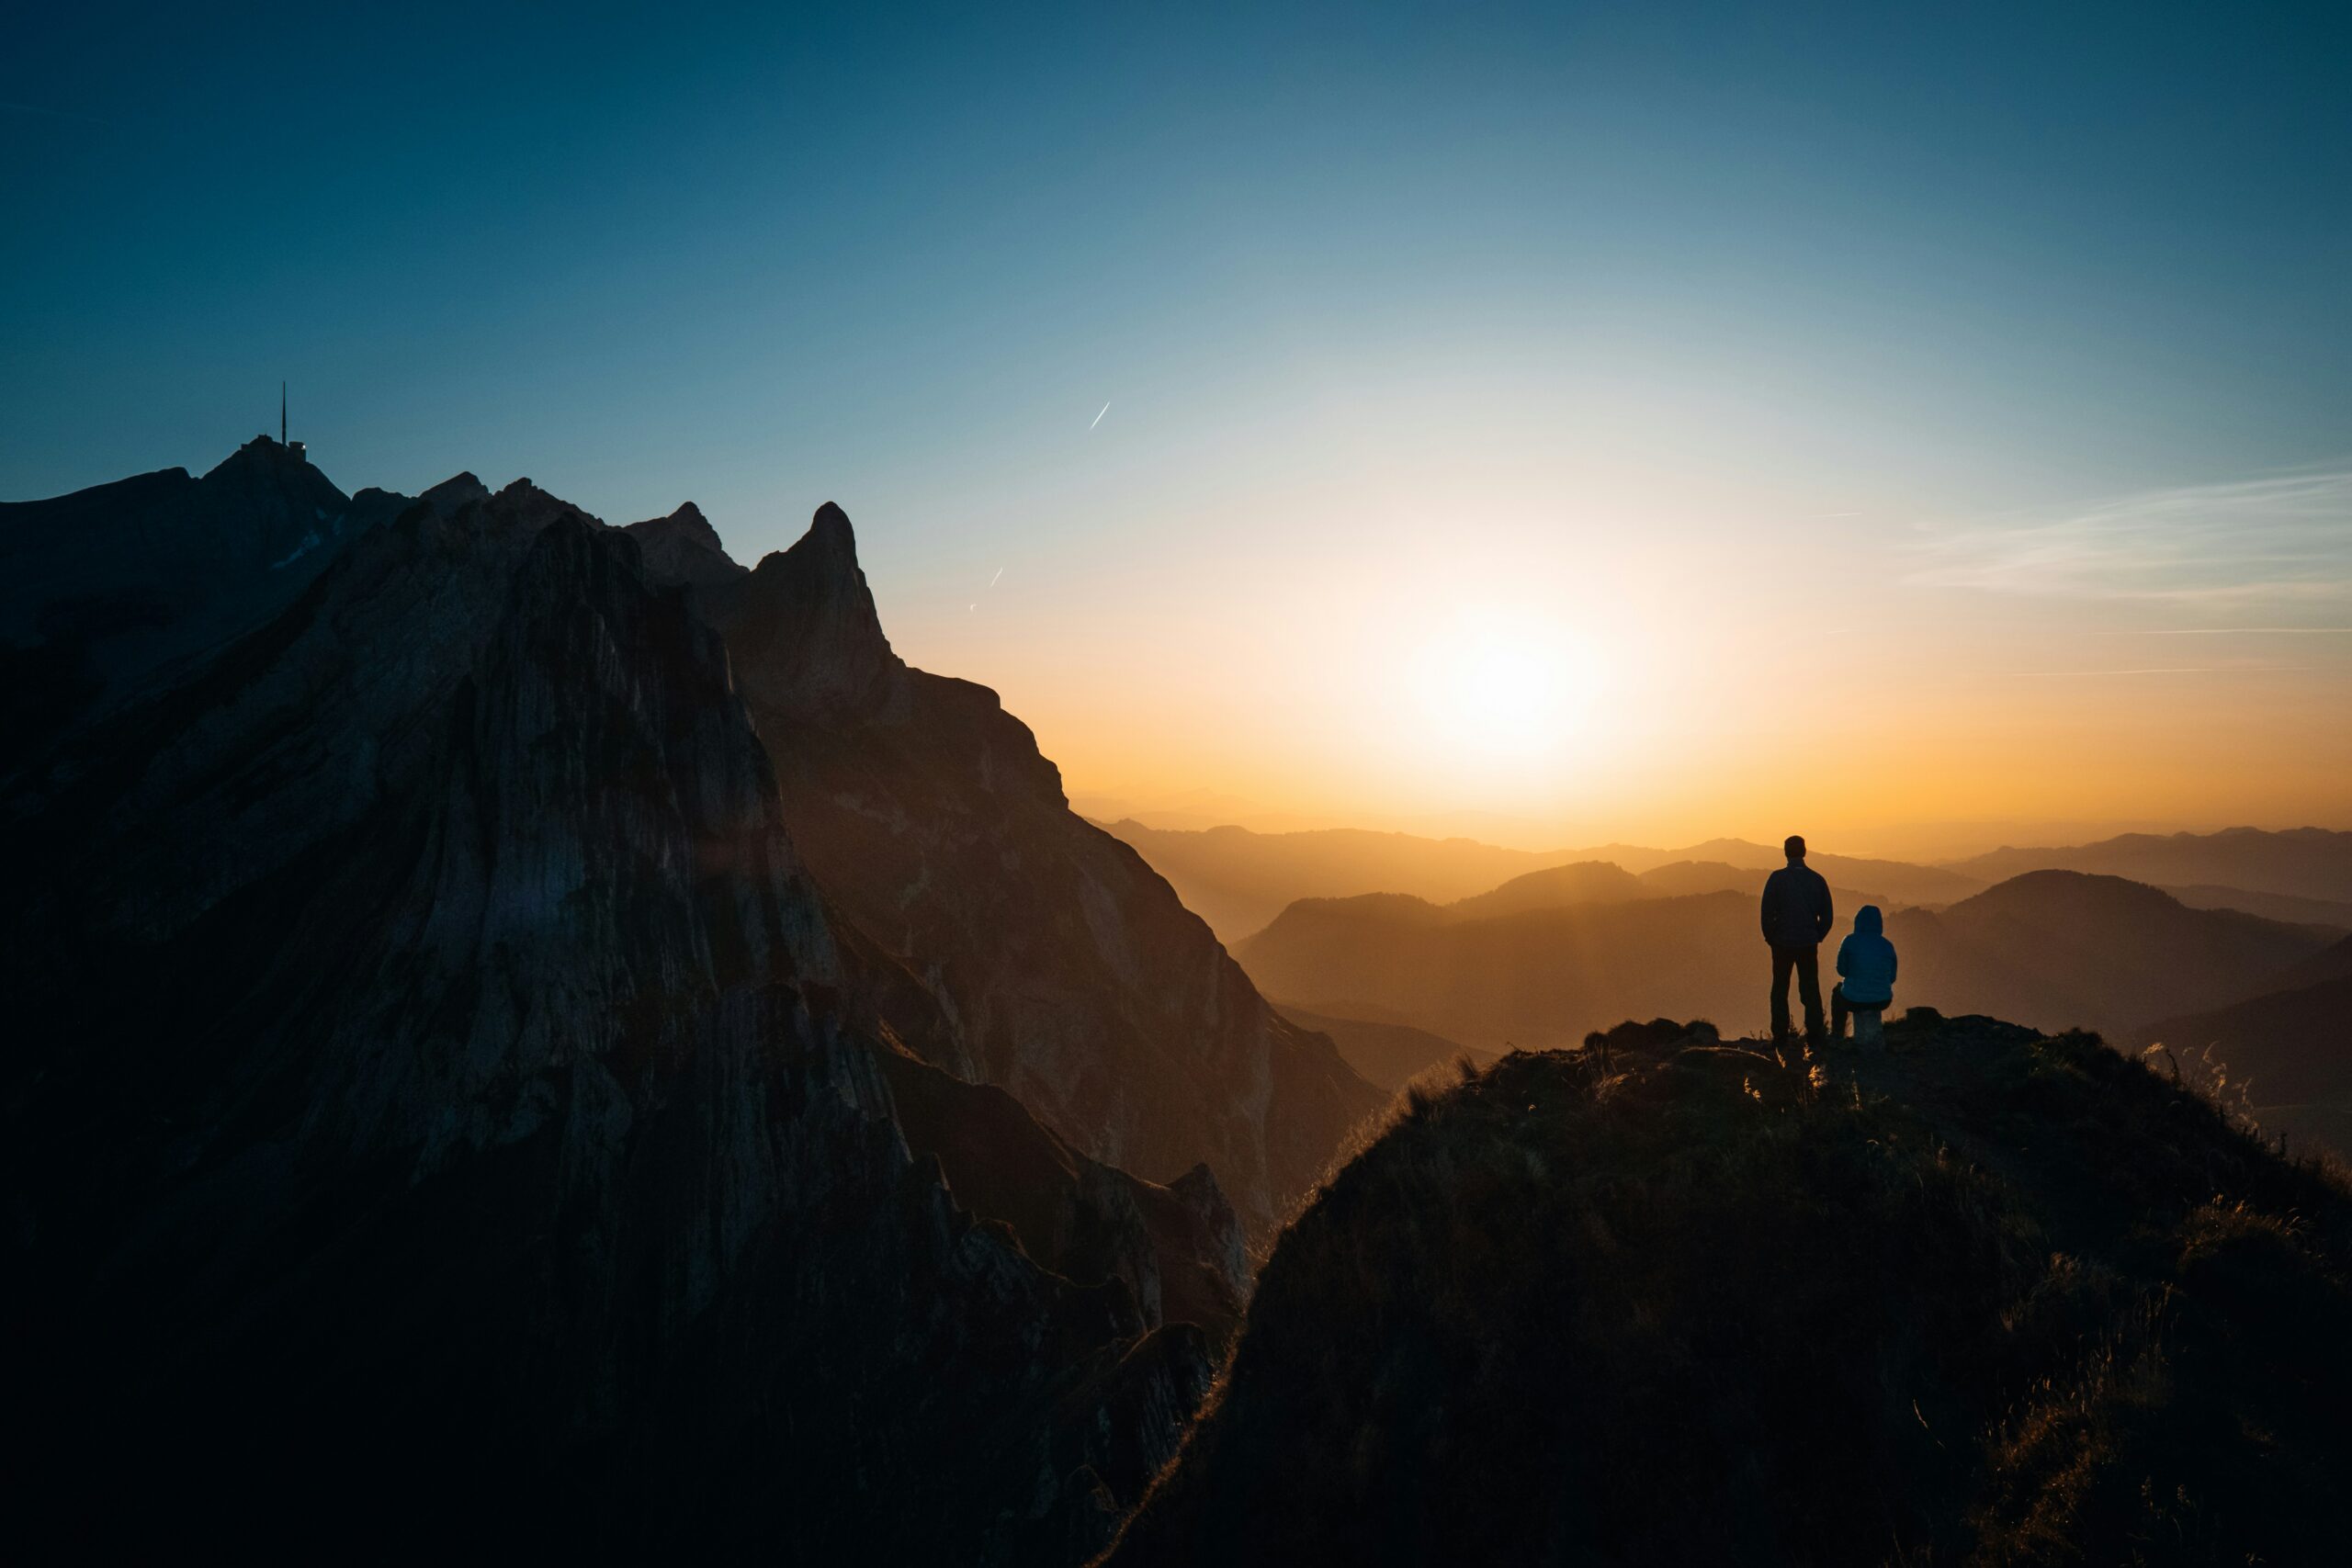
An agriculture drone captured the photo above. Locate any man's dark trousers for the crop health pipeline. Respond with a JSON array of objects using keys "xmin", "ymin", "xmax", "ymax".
[{"xmin": 1771, "ymin": 943, "xmax": 1826, "ymax": 1050}]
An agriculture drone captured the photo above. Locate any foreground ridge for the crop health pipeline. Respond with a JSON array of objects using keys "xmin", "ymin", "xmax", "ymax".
[{"xmin": 1103, "ymin": 1013, "xmax": 2352, "ymax": 1565}]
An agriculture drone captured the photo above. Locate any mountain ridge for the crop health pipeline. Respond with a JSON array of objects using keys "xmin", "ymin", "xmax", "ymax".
[
  {"xmin": 0, "ymin": 452, "xmax": 1315, "ymax": 1561},
  {"xmin": 1238, "ymin": 869, "xmax": 2334, "ymax": 1050},
  {"xmin": 1101, "ymin": 1014, "xmax": 2352, "ymax": 1565},
  {"xmin": 1948, "ymin": 827, "xmax": 2352, "ymax": 905}
]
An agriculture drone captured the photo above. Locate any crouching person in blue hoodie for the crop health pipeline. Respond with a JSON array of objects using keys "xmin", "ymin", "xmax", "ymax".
[{"xmin": 1832, "ymin": 905, "xmax": 1897, "ymax": 1049}]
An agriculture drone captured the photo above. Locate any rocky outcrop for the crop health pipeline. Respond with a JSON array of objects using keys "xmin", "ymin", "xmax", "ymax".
[
  {"xmin": 686, "ymin": 503, "xmax": 1384, "ymax": 1240},
  {"xmin": 2, "ymin": 476, "xmax": 1220, "ymax": 1562}
]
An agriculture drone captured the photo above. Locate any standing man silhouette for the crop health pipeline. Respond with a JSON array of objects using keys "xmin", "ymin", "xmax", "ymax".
[{"xmin": 1760, "ymin": 834, "xmax": 1834, "ymax": 1062}]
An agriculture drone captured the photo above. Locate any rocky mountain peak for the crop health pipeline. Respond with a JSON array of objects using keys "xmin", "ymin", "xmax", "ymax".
[
  {"xmin": 697, "ymin": 498, "xmax": 1383, "ymax": 1239},
  {"xmin": 209, "ymin": 434, "xmax": 316, "ymax": 478},
  {"xmin": 713, "ymin": 502, "xmax": 899, "ymax": 721},
  {"xmin": 483, "ymin": 477, "xmax": 600, "ymax": 535},
  {"xmin": 624, "ymin": 500, "xmax": 744, "ymax": 590},
  {"xmin": 418, "ymin": 471, "xmax": 491, "ymax": 517},
  {"xmin": 808, "ymin": 498, "xmax": 854, "ymax": 547}
]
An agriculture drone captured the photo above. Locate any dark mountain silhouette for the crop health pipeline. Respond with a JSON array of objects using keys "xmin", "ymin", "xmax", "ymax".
[
  {"xmin": 2268, "ymin": 931, "xmax": 2352, "ymax": 993},
  {"xmin": 1101, "ymin": 1016, "xmax": 2352, "ymax": 1566},
  {"xmin": 0, "ymin": 457, "xmax": 1324, "ymax": 1561},
  {"xmin": 0, "ymin": 435, "xmax": 413, "ymax": 761},
  {"xmin": 661, "ymin": 506, "xmax": 1380, "ymax": 1240},
  {"xmin": 1886, "ymin": 870, "xmax": 2335, "ymax": 1036},
  {"xmin": 2134, "ymin": 935, "xmax": 2352, "ymax": 1165},
  {"xmin": 877, "ymin": 1043, "xmax": 1250, "ymax": 1343},
  {"xmin": 2157, "ymin": 882, "xmax": 2352, "ymax": 931},
  {"xmin": 1950, "ymin": 827, "xmax": 2352, "ymax": 906},
  {"xmin": 1272, "ymin": 1006, "xmax": 1491, "ymax": 1091},
  {"xmin": 623, "ymin": 498, "xmax": 746, "ymax": 589},
  {"xmin": 1238, "ymin": 871, "xmax": 2333, "ymax": 1050}
]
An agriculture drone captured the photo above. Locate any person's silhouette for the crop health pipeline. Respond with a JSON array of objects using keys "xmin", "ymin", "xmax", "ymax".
[
  {"xmin": 1831, "ymin": 904, "xmax": 1898, "ymax": 1049},
  {"xmin": 1759, "ymin": 834, "xmax": 1834, "ymax": 1060}
]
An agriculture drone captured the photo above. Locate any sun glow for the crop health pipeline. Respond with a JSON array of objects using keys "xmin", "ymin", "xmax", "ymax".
[{"xmin": 1410, "ymin": 613, "xmax": 1602, "ymax": 765}]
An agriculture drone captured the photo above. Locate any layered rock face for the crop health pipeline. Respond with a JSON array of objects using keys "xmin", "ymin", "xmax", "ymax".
[
  {"xmin": 1, "ymin": 475, "xmax": 1232, "ymax": 1561},
  {"xmin": 683, "ymin": 504, "xmax": 1383, "ymax": 1239}
]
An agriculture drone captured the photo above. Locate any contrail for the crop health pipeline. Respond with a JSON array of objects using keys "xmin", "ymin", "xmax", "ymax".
[
  {"xmin": 1090, "ymin": 400, "xmax": 1111, "ymax": 432},
  {"xmin": 989, "ymin": 567, "xmax": 1003, "ymax": 586}
]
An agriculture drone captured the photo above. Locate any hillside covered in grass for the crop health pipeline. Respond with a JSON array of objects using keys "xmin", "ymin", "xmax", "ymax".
[{"xmin": 1102, "ymin": 1014, "xmax": 2352, "ymax": 1566}]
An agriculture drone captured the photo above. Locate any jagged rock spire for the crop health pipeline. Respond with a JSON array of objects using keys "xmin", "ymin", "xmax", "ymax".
[{"xmin": 717, "ymin": 501, "xmax": 899, "ymax": 720}]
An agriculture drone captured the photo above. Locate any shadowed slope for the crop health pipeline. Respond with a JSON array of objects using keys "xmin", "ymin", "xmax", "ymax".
[
  {"xmin": 691, "ymin": 504, "xmax": 1383, "ymax": 1239},
  {"xmin": 2, "ymin": 483, "xmax": 1220, "ymax": 1562},
  {"xmin": 0, "ymin": 436, "xmax": 411, "ymax": 760},
  {"xmin": 1103, "ymin": 1017, "xmax": 2352, "ymax": 1566},
  {"xmin": 1272, "ymin": 1006, "xmax": 1492, "ymax": 1091},
  {"xmin": 2136, "ymin": 958, "xmax": 2352, "ymax": 1166}
]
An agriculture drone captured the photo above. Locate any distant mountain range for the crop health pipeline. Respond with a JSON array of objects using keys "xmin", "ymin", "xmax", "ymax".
[
  {"xmin": 1947, "ymin": 828, "xmax": 2352, "ymax": 906},
  {"xmin": 1238, "ymin": 869, "xmax": 2336, "ymax": 1051},
  {"xmin": 1101, "ymin": 821, "xmax": 1980, "ymax": 941},
  {"xmin": 1102, "ymin": 819, "xmax": 2352, "ymax": 944}
]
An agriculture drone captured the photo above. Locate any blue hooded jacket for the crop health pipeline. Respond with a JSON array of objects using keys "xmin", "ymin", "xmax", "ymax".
[{"xmin": 1834, "ymin": 905, "xmax": 1897, "ymax": 1007}]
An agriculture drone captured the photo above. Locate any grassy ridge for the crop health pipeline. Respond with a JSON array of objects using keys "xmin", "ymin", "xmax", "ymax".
[{"xmin": 1102, "ymin": 1014, "xmax": 2352, "ymax": 1565}]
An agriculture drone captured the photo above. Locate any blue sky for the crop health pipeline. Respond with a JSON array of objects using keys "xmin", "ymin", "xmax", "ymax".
[{"xmin": 6, "ymin": 2, "xmax": 2348, "ymax": 846}]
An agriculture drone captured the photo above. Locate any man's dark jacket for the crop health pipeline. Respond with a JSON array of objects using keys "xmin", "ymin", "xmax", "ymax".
[{"xmin": 1760, "ymin": 863, "xmax": 1835, "ymax": 948}]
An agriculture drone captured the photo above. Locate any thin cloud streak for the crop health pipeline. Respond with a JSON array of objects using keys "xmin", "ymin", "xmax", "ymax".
[
  {"xmin": 2091, "ymin": 626, "xmax": 2352, "ymax": 635},
  {"xmin": 1906, "ymin": 468, "xmax": 2352, "ymax": 613},
  {"xmin": 1996, "ymin": 665, "xmax": 2312, "ymax": 678}
]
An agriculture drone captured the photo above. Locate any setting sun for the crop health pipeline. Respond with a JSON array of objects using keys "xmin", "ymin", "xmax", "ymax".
[{"xmin": 1411, "ymin": 613, "xmax": 1603, "ymax": 765}]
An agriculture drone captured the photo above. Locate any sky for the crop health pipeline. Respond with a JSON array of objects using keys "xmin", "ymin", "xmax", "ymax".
[{"xmin": 6, "ymin": 1, "xmax": 2349, "ymax": 856}]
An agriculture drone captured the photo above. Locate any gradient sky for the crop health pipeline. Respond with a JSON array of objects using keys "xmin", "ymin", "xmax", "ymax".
[{"xmin": 7, "ymin": 2, "xmax": 2349, "ymax": 854}]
